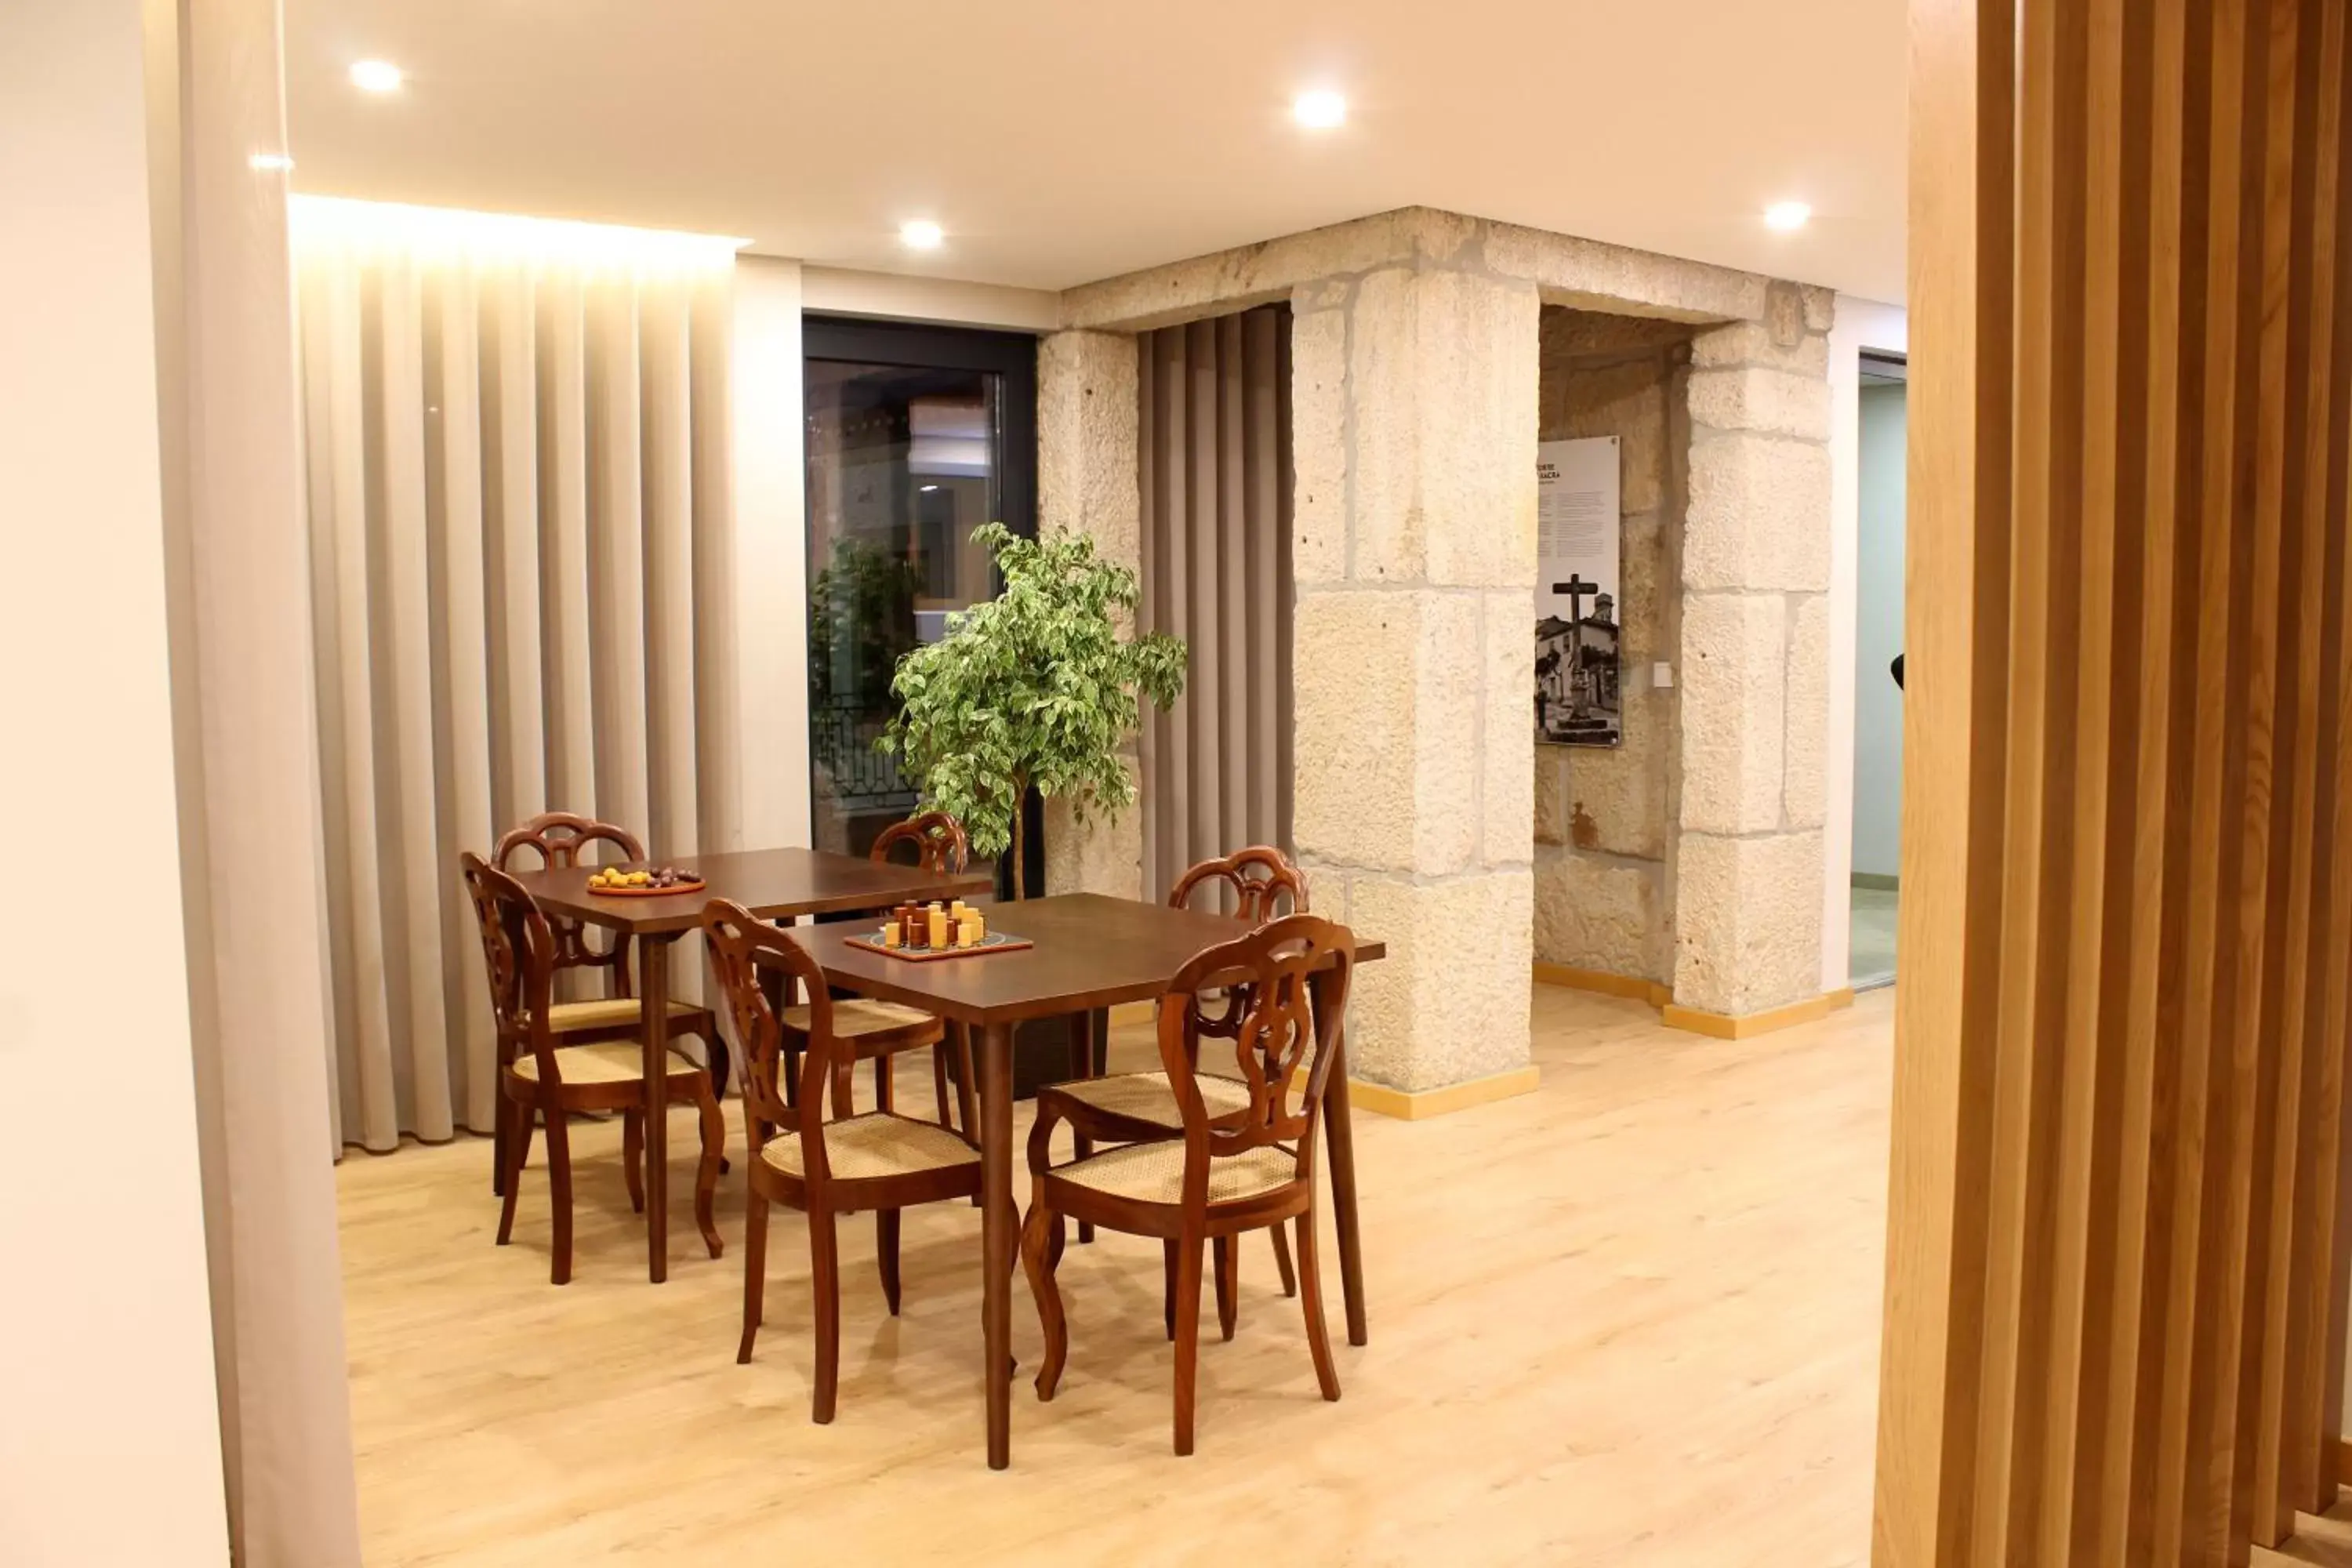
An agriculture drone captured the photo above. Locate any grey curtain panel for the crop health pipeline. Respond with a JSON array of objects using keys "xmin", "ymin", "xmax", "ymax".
[
  {"xmin": 292, "ymin": 206, "xmax": 742, "ymax": 1154},
  {"xmin": 1137, "ymin": 306, "xmax": 1295, "ymax": 905}
]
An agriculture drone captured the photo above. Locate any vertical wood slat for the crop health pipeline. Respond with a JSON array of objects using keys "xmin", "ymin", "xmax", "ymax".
[
  {"xmin": 1134, "ymin": 307, "xmax": 1294, "ymax": 904},
  {"xmin": 1878, "ymin": 0, "xmax": 2352, "ymax": 1563}
]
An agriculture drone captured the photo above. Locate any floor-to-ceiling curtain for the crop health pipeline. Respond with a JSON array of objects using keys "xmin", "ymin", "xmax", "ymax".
[
  {"xmin": 1137, "ymin": 305, "xmax": 1294, "ymax": 904},
  {"xmin": 292, "ymin": 200, "xmax": 741, "ymax": 1154}
]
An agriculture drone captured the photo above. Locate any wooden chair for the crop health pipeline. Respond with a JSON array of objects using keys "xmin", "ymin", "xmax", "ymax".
[
  {"xmin": 1022, "ymin": 913, "xmax": 1356, "ymax": 1455},
  {"xmin": 702, "ymin": 898, "xmax": 982, "ymax": 1424},
  {"xmin": 779, "ymin": 811, "xmax": 975, "ymax": 1134},
  {"xmin": 460, "ymin": 852, "xmax": 726, "ymax": 1286},
  {"xmin": 1044, "ymin": 846, "xmax": 1311, "ymax": 1305}
]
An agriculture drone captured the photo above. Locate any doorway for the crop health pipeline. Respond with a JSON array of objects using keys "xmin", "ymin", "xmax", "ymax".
[
  {"xmin": 800, "ymin": 317, "xmax": 1040, "ymax": 896},
  {"xmin": 1848, "ymin": 351, "xmax": 1906, "ymax": 989}
]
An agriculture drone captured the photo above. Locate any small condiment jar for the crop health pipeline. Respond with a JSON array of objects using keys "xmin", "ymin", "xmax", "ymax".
[
  {"xmin": 927, "ymin": 904, "xmax": 949, "ymax": 950},
  {"xmin": 880, "ymin": 922, "xmax": 901, "ymax": 949}
]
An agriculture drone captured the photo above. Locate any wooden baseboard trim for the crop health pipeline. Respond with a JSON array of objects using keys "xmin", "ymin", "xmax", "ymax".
[
  {"xmin": 2335, "ymin": 1438, "xmax": 2352, "ymax": 1489},
  {"xmin": 1662, "ymin": 988, "xmax": 1858, "ymax": 1040},
  {"xmin": 1106, "ymin": 1000, "xmax": 1153, "ymax": 1028},
  {"xmin": 1531, "ymin": 962, "xmax": 1675, "ymax": 1008},
  {"xmin": 1349, "ymin": 1065, "xmax": 1541, "ymax": 1122}
]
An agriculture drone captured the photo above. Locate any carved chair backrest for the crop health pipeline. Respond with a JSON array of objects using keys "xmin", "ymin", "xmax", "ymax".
[
  {"xmin": 1168, "ymin": 845, "xmax": 1308, "ymax": 925},
  {"xmin": 459, "ymin": 851, "xmax": 561, "ymax": 1083},
  {"xmin": 493, "ymin": 811, "xmax": 644, "ymax": 993},
  {"xmin": 701, "ymin": 899, "xmax": 853, "ymax": 1181},
  {"xmin": 870, "ymin": 811, "xmax": 971, "ymax": 875},
  {"xmin": 1156, "ymin": 913, "xmax": 1354, "ymax": 1203}
]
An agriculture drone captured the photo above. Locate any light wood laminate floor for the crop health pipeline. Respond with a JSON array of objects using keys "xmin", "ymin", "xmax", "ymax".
[{"xmin": 338, "ymin": 984, "xmax": 1893, "ymax": 1566}]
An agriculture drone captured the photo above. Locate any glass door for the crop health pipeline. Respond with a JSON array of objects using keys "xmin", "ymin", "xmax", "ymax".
[{"xmin": 802, "ymin": 318, "xmax": 1039, "ymax": 894}]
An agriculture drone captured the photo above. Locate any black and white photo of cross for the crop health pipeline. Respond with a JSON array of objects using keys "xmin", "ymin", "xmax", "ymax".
[{"xmin": 1552, "ymin": 574, "xmax": 1599, "ymax": 626}]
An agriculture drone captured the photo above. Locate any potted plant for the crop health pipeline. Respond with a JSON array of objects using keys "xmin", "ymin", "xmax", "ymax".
[{"xmin": 881, "ymin": 522, "xmax": 1185, "ymax": 902}]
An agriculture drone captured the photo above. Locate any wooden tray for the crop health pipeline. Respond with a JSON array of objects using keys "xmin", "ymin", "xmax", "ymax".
[
  {"xmin": 844, "ymin": 930, "xmax": 1032, "ymax": 962},
  {"xmin": 586, "ymin": 878, "xmax": 706, "ymax": 898}
]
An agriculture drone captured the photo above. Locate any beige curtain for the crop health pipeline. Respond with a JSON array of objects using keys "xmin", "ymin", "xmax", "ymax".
[
  {"xmin": 1137, "ymin": 306, "xmax": 1294, "ymax": 903},
  {"xmin": 292, "ymin": 201, "xmax": 741, "ymax": 1154}
]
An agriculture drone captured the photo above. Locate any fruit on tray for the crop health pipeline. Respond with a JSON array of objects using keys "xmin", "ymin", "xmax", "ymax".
[{"xmin": 587, "ymin": 865, "xmax": 699, "ymax": 891}]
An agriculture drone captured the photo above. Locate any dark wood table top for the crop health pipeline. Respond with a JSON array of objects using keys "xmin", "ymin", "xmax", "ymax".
[
  {"xmin": 788, "ymin": 891, "xmax": 1386, "ymax": 1026},
  {"xmin": 506, "ymin": 846, "xmax": 993, "ymax": 937}
]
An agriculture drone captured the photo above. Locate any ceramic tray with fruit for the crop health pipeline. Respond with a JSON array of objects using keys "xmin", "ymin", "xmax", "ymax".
[{"xmin": 584, "ymin": 864, "xmax": 706, "ymax": 898}]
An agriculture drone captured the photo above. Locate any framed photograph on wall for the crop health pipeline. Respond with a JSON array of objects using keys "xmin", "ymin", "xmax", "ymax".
[{"xmin": 1535, "ymin": 435, "xmax": 1623, "ymax": 747}]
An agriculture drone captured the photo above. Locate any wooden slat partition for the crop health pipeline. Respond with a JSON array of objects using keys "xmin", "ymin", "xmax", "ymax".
[{"xmin": 1878, "ymin": 0, "xmax": 2352, "ymax": 1563}]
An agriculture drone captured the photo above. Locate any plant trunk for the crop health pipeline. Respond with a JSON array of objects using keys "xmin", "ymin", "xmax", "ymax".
[{"xmin": 1008, "ymin": 775, "xmax": 1028, "ymax": 902}]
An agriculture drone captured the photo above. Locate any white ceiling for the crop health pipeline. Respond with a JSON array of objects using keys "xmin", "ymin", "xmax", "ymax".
[{"xmin": 285, "ymin": 0, "xmax": 1907, "ymax": 305}]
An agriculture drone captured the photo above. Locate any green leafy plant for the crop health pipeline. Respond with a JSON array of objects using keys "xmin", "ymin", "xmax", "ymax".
[{"xmin": 881, "ymin": 523, "xmax": 1185, "ymax": 898}]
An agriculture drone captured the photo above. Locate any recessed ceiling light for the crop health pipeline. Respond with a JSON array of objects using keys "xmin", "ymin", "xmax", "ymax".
[
  {"xmin": 1764, "ymin": 201, "xmax": 1812, "ymax": 231},
  {"xmin": 1293, "ymin": 89, "xmax": 1347, "ymax": 129},
  {"xmin": 920, "ymin": 484, "xmax": 939, "ymax": 492},
  {"xmin": 350, "ymin": 60, "xmax": 405, "ymax": 93},
  {"xmin": 249, "ymin": 152, "xmax": 296, "ymax": 172},
  {"xmin": 899, "ymin": 220, "xmax": 945, "ymax": 250}
]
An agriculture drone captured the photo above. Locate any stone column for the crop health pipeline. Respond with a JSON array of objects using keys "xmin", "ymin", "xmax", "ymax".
[
  {"xmin": 1672, "ymin": 286, "xmax": 1835, "ymax": 1016},
  {"xmin": 1036, "ymin": 328, "xmax": 1146, "ymax": 898},
  {"xmin": 1290, "ymin": 262, "xmax": 1541, "ymax": 1099}
]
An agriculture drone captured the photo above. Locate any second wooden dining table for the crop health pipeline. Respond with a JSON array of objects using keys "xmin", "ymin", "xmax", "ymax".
[
  {"xmin": 506, "ymin": 846, "xmax": 993, "ymax": 1283},
  {"xmin": 793, "ymin": 891, "xmax": 1386, "ymax": 1470}
]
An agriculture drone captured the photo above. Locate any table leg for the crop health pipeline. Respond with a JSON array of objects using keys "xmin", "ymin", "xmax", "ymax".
[
  {"xmin": 642, "ymin": 935, "xmax": 672, "ymax": 1284},
  {"xmin": 979, "ymin": 1020, "xmax": 1014, "ymax": 1469},
  {"xmin": 1316, "ymin": 974, "xmax": 1367, "ymax": 1348}
]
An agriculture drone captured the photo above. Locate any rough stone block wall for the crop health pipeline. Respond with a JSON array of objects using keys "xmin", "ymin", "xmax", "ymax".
[
  {"xmin": 1288, "ymin": 259, "xmax": 1539, "ymax": 1094},
  {"xmin": 1672, "ymin": 284, "xmax": 1834, "ymax": 1015},
  {"xmin": 1051, "ymin": 209, "xmax": 1838, "ymax": 1065},
  {"xmin": 1531, "ymin": 309, "xmax": 1693, "ymax": 984},
  {"xmin": 1036, "ymin": 329, "xmax": 1146, "ymax": 900}
]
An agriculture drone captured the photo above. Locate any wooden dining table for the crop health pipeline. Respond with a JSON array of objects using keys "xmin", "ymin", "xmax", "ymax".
[
  {"xmin": 791, "ymin": 891, "xmax": 1386, "ymax": 1470},
  {"xmin": 506, "ymin": 846, "xmax": 993, "ymax": 1282}
]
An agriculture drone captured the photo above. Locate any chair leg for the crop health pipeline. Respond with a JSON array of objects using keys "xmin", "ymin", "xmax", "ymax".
[
  {"xmin": 873, "ymin": 1052, "xmax": 896, "ymax": 1113},
  {"xmin": 1294, "ymin": 1211, "xmax": 1341, "ymax": 1402},
  {"xmin": 704, "ymin": 1032, "xmax": 732, "ymax": 1101},
  {"xmin": 831, "ymin": 1061, "xmax": 856, "ymax": 1119},
  {"xmin": 931, "ymin": 1044, "xmax": 953, "ymax": 1131},
  {"xmin": 1214, "ymin": 1236, "xmax": 1239, "ymax": 1342},
  {"xmin": 738, "ymin": 1189, "xmax": 769, "ymax": 1363},
  {"xmin": 1270, "ymin": 1224, "xmax": 1299, "ymax": 1298},
  {"xmin": 1022, "ymin": 1193, "xmax": 1068, "ymax": 1400},
  {"xmin": 495, "ymin": 1099, "xmax": 535, "ymax": 1246},
  {"xmin": 622, "ymin": 1110, "xmax": 646, "ymax": 1214},
  {"xmin": 492, "ymin": 1077, "xmax": 511, "ymax": 1198},
  {"xmin": 692, "ymin": 1078, "xmax": 727, "ymax": 1259},
  {"xmin": 953, "ymin": 1025, "xmax": 978, "ymax": 1144},
  {"xmin": 782, "ymin": 1044, "xmax": 803, "ymax": 1111},
  {"xmin": 1173, "ymin": 1235, "xmax": 1204, "ymax": 1456},
  {"xmin": 877, "ymin": 1207, "xmax": 902, "ymax": 1316},
  {"xmin": 809, "ymin": 1207, "xmax": 841, "ymax": 1425},
  {"xmin": 1073, "ymin": 1127, "xmax": 1095, "ymax": 1246},
  {"xmin": 543, "ymin": 1107, "xmax": 575, "ymax": 1287},
  {"xmin": 1163, "ymin": 1240, "xmax": 1179, "ymax": 1341}
]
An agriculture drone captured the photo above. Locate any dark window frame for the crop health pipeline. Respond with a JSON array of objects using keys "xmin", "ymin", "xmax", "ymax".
[{"xmin": 801, "ymin": 315, "xmax": 1044, "ymax": 901}]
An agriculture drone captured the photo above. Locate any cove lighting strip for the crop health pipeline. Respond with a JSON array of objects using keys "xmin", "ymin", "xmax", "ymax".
[{"xmin": 289, "ymin": 196, "xmax": 749, "ymax": 270}]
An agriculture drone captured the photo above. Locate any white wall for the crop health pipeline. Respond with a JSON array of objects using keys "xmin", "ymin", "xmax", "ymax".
[
  {"xmin": 0, "ymin": 2, "xmax": 231, "ymax": 1561},
  {"xmin": 1852, "ymin": 383, "xmax": 1909, "ymax": 879},
  {"xmin": 733, "ymin": 256, "xmax": 815, "ymax": 848},
  {"xmin": 800, "ymin": 265, "xmax": 1059, "ymax": 332},
  {"xmin": 1821, "ymin": 294, "xmax": 1910, "ymax": 990}
]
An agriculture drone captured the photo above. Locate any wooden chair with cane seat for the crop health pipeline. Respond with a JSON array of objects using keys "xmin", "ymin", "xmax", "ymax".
[
  {"xmin": 1038, "ymin": 846, "xmax": 1310, "ymax": 1324},
  {"xmin": 460, "ymin": 853, "xmax": 727, "ymax": 1286},
  {"xmin": 702, "ymin": 898, "xmax": 982, "ymax": 1425},
  {"xmin": 778, "ymin": 811, "xmax": 976, "ymax": 1134},
  {"xmin": 1022, "ymin": 913, "xmax": 1356, "ymax": 1456}
]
